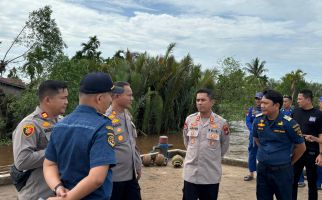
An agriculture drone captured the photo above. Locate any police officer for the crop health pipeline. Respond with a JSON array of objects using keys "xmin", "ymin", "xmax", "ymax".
[
  {"xmin": 12, "ymin": 80, "xmax": 68, "ymax": 200},
  {"xmin": 244, "ymin": 92, "xmax": 262, "ymax": 181},
  {"xmin": 43, "ymin": 72, "xmax": 123, "ymax": 200},
  {"xmin": 182, "ymin": 88, "xmax": 230, "ymax": 200},
  {"xmin": 292, "ymin": 89, "xmax": 322, "ymax": 200},
  {"xmin": 253, "ymin": 89, "xmax": 306, "ymax": 200},
  {"xmin": 106, "ymin": 81, "xmax": 142, "ymax": 200}
]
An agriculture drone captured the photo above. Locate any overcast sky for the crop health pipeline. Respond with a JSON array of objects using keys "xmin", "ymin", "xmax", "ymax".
[{"xmin": 1, "ymin": 0, "xmax": 321, "ymax": 83}]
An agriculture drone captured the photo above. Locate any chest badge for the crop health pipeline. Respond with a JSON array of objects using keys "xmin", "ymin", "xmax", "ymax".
[
  {"xmin": 309, "ymin": 116, "xmax": 316, "ymax": 122},
  {"xmin": 258, "ymin": 119, "xmax": 265, "ymax": 127},
  {"xmin": 118, "ymin": 135, "xmax": 124, "ymax": 141},
  {"xmin": 42, "ymin": 121, "xmax": 51, "ymax": 128}
]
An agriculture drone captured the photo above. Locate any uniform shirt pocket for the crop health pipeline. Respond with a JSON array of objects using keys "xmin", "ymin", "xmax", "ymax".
[
  {"xmin": 187, "ymin": 128, "xmax": 199, "ymax": 146},
  {"xmin": 206, "ymin": 131, "xmax": 220, "ymax": 149}
]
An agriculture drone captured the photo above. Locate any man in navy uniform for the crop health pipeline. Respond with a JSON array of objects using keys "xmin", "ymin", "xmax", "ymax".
[
  {"xmin": 281, "ymin": 95, "xmax": 294, "ymax": 116},
  {"xmin": 244, "ymin": 92, "xmax": 262, "ymax": 181},
  {"xmin": 253, "ymin": 89, "xmax": 306, "ymax": 200},
  {"xmin": 44, "ymin": 72, "xmax": 123, "ymax": 200}
]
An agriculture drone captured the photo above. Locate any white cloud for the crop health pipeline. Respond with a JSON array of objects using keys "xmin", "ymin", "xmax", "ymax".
[{"xmin": 0, "ymin": 0, "xmax": 322, "ymax": 83}]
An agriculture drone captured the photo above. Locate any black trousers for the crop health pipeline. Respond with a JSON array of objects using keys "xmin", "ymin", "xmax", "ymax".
[
  {"xmin": 292, "ymin": 151, "xmax": 318, "ymax": 200},
  {"xmin": 110, "ymin": 178, "xmax": 141, "ymax": 200},
  {"xmin": 182, "ymin": 180, "xmax": 219, "ymax": 200}
]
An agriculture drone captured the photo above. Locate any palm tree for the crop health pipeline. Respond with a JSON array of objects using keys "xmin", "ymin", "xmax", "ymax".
[
  {"xmin": 245, "ymin": 57, "xmax": 267, "ymax": 87},
  {"xmin": 285, "ymin": 69, "xmax": 306, "ymax": 100}
]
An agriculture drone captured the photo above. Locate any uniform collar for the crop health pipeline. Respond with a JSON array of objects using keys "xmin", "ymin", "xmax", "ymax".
[
  {"xmin": 264, "ymin": 112, "xmax": 283, "ymax": 124},
  {"xmin": 76, "ymin": 105, "xmax": 98, "ymax": 114},
  {"xmin": 33, "ymin": 106, "xmax": 54, "ymax": 120}
]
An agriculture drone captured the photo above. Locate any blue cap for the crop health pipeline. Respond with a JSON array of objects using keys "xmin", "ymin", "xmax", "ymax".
[
  {"xmin": 255, "ymin": 92, "xmax": 263, "ymax": 99},
  {"xmin": 320, "ymin": 96, "xmax": 322, "ymax": 101},
  {"xmin": 80, "ymin": 72, "xmax": 124, "ymax": 94}
]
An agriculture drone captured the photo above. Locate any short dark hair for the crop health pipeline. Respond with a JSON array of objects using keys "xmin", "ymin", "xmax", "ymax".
[
  {"xmin": 283, "ymin": 95, "xmax": 292, "ymax": 100},
  {"xmin": 114, "ymin": 81, "xmax": 130, "ymax": 88},
  {"xmin": 196, "ymin": 88, "xmax": 215, "ymax": 100},
  {"xmin": 263, "ymin": 89, "xmax": 283, "ymax": 109},
  {"xmin": 299, "ymin": 89, "xmax": 313, "ymax": 101},
  {"xmin": 38, "ymin": 80, "xmax": 68, "ymax": 101}
]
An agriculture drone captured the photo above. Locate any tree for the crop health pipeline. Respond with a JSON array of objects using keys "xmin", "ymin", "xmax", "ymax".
[
  {"xmin": 0, "ymin": 6, "xmax": 65, "ymax": 80},
  {"xmin": 278, "ymin": 69, "xmax": 307, "ymax": 100},
  {"xmin": 245, "ymin": 57, "xmax": 268, "ymax": 88},
  {"xmin": 73, "ymin": 36, "xmax": 102, "ymax": 62}
]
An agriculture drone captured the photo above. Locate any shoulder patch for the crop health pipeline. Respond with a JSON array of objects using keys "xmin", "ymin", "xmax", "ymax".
[
  {"xmin": 22, "ymin": 124, "xmax": 35, "ymax": 137},
  {"xmin": 107, "ymin": 132, "xmax": 115, "ymax": 147},
  {"xmin": 283, "ymin": 115, "xmax": 292, "ymax": 121},
  {"xmin": 255, "ymin": 113, "xmax": 263, "ymax": 117}
]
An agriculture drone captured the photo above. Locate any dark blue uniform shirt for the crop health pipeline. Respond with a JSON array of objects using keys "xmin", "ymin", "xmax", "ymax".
[
  {"xmin": 45, "ymin": 105, "xmax": 116, "ymax": 200},
  {"xmin": 246, "ymin": 106, "xmax": 262, "ymax": 133},
  {"xmin": 280, "ymin": 107, "xmax": 294, "ymax": 117},
  {"xmin": 253, "ymin": 112, "xmax": 304, "ymax": 165}
]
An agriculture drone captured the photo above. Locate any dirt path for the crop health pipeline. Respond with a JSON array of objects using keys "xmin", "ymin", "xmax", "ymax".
[{"xmin": 0, "ymin": 164, "xmax": 314, "ymax": 199}]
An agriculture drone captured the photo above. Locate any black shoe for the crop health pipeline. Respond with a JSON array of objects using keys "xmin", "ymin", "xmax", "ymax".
[{"xmin": 244, "ymin": 175, "xmax": 254, "ymax": 181}]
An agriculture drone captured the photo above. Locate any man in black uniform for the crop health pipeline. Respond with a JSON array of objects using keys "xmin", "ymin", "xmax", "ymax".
[{"xmin": 292, "ymin": 89, "xmax": 322, "ymax": 200}]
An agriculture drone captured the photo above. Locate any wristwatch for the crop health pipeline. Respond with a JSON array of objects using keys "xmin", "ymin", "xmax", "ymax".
[{"xmin": 54, "ymin": 182, "xmax": 63, "ymax": 195}]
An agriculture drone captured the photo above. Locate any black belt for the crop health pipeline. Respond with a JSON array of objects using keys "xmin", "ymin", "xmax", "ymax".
[{"xmin": 258, "ymin": 162, "xmax": 291, "ymax": 171}]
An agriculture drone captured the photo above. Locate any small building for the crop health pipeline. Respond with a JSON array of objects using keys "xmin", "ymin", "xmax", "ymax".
[{"xmin": 0, "ymin": 77, "xmax": 25, "ymax": 96}]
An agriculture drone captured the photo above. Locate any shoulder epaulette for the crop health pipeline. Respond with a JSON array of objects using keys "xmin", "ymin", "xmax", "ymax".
[
  {"xmin": 255, "ymin": 113, "xmax": 263, "ymax": 117},
  {"xmin": 283, "ymin": 115, "xmax": 292, "ymax": 121},
  {"xmin": 187, "ymin": 112, "xmax": 198, "ymax": 119}
]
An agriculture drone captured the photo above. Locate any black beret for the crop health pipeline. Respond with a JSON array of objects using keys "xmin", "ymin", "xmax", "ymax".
[{"xmin": 80, "ymin": 72, "xmax": 124, "ymax": 94}]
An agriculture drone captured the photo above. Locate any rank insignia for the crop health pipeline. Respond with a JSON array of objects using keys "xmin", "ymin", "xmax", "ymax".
[
  {"xmin": 283, "ymin": 115, "xmax": 292, "ymax": 121},
  {"xmin": 107, "ymin": 133, "xmax": 115, "ymax": 147},
  {"xmin": 41, "ymin": 112, "xmax": 48, "ymax": 119},
  {"xmin": 118, "ymin": 135, "xmax": 124, "ymax": 141},
  {"xmin": 277, "ymin": 121, "xmax": 283, "ymax": 126},
  {"xmin": 22, "ymin": 124, "xmax": 35, "ymax": 137},
  {"xmin": 42, "ymin": 121, "xmax": 51, "ymax": 128},
  {"xmin": 108, "ymin": 115, "xmax": 115, "ymax": 119},
  {"xmin": 112, "ymin": 118, "xmax": 120, "ymax": 124}
]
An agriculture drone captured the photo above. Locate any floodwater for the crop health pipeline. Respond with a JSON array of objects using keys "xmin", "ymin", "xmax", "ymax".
[{"xmin": 0, "ymin": 121, "xmax": 249, "ymax": 168}]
